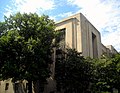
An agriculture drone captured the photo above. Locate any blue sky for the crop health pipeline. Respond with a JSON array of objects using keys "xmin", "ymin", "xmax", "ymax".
[{"xmin": 0, "ymin": 0, "xmax": 120, "ymax": 51}]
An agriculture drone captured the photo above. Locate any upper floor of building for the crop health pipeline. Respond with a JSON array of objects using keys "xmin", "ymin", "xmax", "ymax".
[{"xmin": 55, "ymin": 13, "xmax": 118, "ymax": 58}]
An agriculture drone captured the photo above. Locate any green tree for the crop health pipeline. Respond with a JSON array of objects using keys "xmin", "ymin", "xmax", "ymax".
[
  {"xmin": 55, "ymin": 49, "xmax": 94, "ymax": 93},
  {"xmin": 111, "ymin": 54, "xmax": 120, "ymax": 92},
  {"xmin": 92, "ymin": 54, "xmax": 120, "ymax": 93},
  {"xmin": 0, "ymin": 13, "xmax": 56, "ymax": 93},
  {"xmin": 0, "ymin": 22, "xmax": 6, "ymax": 35}
]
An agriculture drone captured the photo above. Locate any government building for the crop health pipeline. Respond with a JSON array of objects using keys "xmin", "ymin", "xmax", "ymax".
[
  {"xmin": 0, "ymin": 13, "xmax": 118, "ymax": 93},
  {"xmin": 55, "ymin": 13, "xmax": 117, "ymax": 58}
]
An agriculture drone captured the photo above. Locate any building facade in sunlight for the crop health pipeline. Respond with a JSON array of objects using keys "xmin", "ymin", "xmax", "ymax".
[
  {"xmin": 0, "ymin": 13, "xmax": 118, "ymax": 93},
  {"xmin": 56, "ymin": 13, "xmax": 117, "ymax": 58}
]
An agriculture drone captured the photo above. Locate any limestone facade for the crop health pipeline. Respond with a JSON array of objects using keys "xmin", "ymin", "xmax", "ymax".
[{"xmin": 56, "ymin": 13, "xmax": 117, "ymax": 58}]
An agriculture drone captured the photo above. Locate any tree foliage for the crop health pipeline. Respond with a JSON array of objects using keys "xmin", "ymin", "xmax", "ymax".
[
  {"xmin": 55, "ymin": 49, "xmax": 94, "ymax": 93},
  {"xmin": 91, "ymin": 54, "xmax": 120, "ymax": 93},
  {"xmin": 0, "ymin": 22, "xmax": 6, "ymax": 35},
  {"xmin": 0, "ymin": 13, "xmax": 56, "ymax": 92},
  {"xmin": 55, "ymin": 48, "xmax": 120, "ymax": 93}
]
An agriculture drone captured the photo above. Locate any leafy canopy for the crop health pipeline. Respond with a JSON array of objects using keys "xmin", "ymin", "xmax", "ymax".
[
  {"xmin": 55, "ymin": 49, "xmax": 93, "ymax": 93},
  {"xmin": 0, "ymin": 13, "xmax": 56, "ymax": 82}
]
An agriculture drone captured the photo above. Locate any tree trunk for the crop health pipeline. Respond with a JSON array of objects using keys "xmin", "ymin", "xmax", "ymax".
[{"xmin": 28, "ymin": 80, "xmax": 32, "ymax": 93}]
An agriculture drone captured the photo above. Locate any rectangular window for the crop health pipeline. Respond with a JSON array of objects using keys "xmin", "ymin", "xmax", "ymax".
[
  {"xmin": 92, "ymin": 33, "xmax": 98, "ymax": 58},
  {"xmin": 5, "ymin": 83, "xmax": 9, "ymax": 90},
  {"xmin": 56, "ymin": 28, "xmax": 66, "ymax": 50}
]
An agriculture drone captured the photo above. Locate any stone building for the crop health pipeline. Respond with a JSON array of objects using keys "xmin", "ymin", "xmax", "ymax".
[
  {"xmin": 55, "ymin": 13, "xmax": 117, "ymax": 58},
  {"xmin": 0, "ymin": 13, "xmax": 118, "ymax": 93}
]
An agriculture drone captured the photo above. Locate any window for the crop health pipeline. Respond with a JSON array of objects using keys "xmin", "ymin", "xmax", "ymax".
[
  {"xmin": 56, "ymin": 28, "xmax": 66, "ymax": 50},
  {"xmin": 5, "ymin": 83, "xmax": 9, "ymax": 90},
  {"xmin": 92, "ymin": 33, "xmax": 98, "ymax": 58}
]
